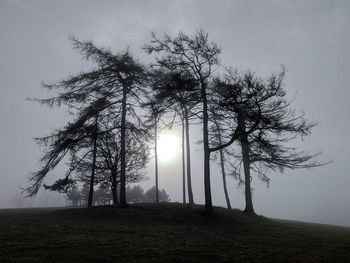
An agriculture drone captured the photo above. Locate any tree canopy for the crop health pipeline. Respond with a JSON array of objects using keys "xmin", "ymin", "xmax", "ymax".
[{"xmin": 28, "ymin": 30, "xmax": 325, "ymax": 215}]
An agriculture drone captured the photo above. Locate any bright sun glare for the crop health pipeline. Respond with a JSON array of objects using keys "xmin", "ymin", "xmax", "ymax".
[{"xmin": 157, "ymin": 133, "xmax": 180, "ymax": 162}]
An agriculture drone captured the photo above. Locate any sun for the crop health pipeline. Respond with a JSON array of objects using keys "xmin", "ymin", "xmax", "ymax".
[{"xmin": 156, "ymin": 133, "xmax": 180, "ymax": 162}]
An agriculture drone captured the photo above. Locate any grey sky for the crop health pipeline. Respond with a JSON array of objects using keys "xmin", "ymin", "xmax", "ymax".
[{"xmin": 0, "ymin": 0, "xmax": 349, "ymax": 226}]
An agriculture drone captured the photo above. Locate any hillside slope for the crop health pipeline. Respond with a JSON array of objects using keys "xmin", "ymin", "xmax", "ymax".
[{"xmin": 0, "ymin": 203, "xmax": 349, "ymax": 262}]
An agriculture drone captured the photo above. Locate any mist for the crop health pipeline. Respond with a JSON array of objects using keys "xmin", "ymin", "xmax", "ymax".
[{"xmin": 1, "ymin": 0, "xmax": 349, "ymax": 227}]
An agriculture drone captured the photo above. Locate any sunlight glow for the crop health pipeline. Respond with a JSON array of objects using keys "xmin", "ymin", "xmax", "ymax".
[{"xmin": 157, "ymin": 133, "xmax": 180, "ymax": 162}]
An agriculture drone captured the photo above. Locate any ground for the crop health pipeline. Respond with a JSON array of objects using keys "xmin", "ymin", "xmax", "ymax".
[{"xmin": 0, "ymin": 203, "xmax": 349, "ymax": 262}]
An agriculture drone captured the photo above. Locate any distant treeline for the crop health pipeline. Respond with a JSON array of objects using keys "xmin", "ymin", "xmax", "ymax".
[{"xmin": 66, "ymin": 185, "xmax": 170, "ymax": 207}]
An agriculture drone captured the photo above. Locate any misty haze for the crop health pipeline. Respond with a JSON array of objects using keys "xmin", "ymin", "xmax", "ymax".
[{"xmin": 0, "ymin": 1, "xmax": 349, "ymax": 262}]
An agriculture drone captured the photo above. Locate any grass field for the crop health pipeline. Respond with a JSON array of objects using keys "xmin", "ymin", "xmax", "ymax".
[{"xmin": 0, "ymin": 203, "xmax": 349, "ymax": 262}]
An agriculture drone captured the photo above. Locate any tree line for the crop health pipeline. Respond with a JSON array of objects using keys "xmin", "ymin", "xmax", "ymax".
[
  {"xmin": 65, "ymin": 184, "xmax": 170, "ymax": 207},
  {"xmin": 27, "ymin": 30, "xmax": 324, "ymax": 215}
]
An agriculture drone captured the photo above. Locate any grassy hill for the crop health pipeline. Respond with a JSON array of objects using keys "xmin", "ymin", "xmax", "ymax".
[{"xmin": 0, "ymin": 203, "xmax": 349, "ymax": 262}]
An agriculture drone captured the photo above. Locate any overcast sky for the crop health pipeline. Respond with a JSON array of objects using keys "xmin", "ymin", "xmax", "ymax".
[{"xmin": 0, "ymin": 0, "xmax": 349, "ymax": 226}]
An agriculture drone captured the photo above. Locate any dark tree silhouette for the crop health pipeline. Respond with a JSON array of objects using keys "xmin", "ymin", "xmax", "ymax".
[
  {"xmin": 144, "ymin": 101, "xmax": 164, "ymax": 204},
  {"xmin": 87, "ymin": 114, "xmax": 98, "ymax": 207},
  {"xmin": 210, "ymin": 114, "xmax": 232, "ymax": 209},
  {"xmin": 71, "ymin": 119, "xmax": 149, "ymax": 207},
  {"xmin": 27, "ymin": 37, "xmax": 149, "ymax": 209},
  {"xmin": 66, "ymin": 185, "xmax": 82, "ymax": 207},
  {"xmin": 145, "ymin": 186, "xmax": 171, "ymax": 203},
  {"xmin": 212, "ymin": 68, "xmax": 325, "ymax": 215},
  {"xmin": 147, "ymin": 70, "xmax": 198, "ymax": 205},
  {"xmin": 145, "ymin": 31, "xmax": 220, "ymax": 212},
  {"xmin": 26, "ymin": 97, "xmax": 109, "ymax": 199},
  {"xmin": 94, "ymin": 183, "xmax": 113, "ymax": 205},
  {"xmin": 98, "ymin": 126, "xmax": 148, "ymax": 206},
  {"xmin": 126, "ymin": 185, "xmax": 145, "ymax": 203},
  {"xmin": 43, "ymin": 177, "xmax": 75, "ymax": 194}
]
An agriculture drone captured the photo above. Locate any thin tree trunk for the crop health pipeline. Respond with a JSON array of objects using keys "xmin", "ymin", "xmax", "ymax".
[
  {"xmin": 219, "ymin": 144, "xmax": 231, "ymax": 209},
  {"xmin": 154, "ymin": 118, "xmax": 159, "ymax": 203},
  {"xmin": 214, "ymin": 119, "xmax": 231, "ymax": 209},
  {"xmin": 87, "ymin": 114, "xmax": 98, "ymax": 208},
  {"xmin": 119, "ymin": 86, "xmax": 128, "ymax": 208},
  {"xmin": 238, "ymin": 112, "xmax": 255, "ymax": 215},
  {"xmin": 201, "ymin": 81, "xmax": 213, "ymax": 214},
  {"xmin": 111, "ymin": 173, "xmax": 118, "ymax": 207},
  {"xmin": 112, "ymin": 142, "xmax": 119, "ymax": 207},
  {"xmin": 184, "ymin": 106, "xmax": 194, "ymax": 205},
  {"xmin": 181, "ymin": 116, "xmax": 186, "ymax": 204}
]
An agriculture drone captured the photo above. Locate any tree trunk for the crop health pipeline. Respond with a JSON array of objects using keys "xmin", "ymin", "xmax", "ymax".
[
  {"xmin": 219, "ymin": 144, "xmax": 231, "ymax": 209},
  {"xmin": 238, "ymin": 112, "xmax": 255, "ymax": 215},
  {"xmin": 111, "ymin": 173, "xmax": 118, "ymax": 207},
  {"xmin": 154, "ymin": 118, "xmax": 159, "ymax": 203},
  {"xmin": 201, "ymin": 81, "xmax": 213, "ymax": 214},
  {"xmin": 87, "ymin": 114, "xmax": 98, "ymax": 208},
  {"xmin": 213, "ymin": 118, "xmax": 231, "ymax": 209},
  {"xmin": 119, "ymin": 85, "xmax": 128, "ymax": 208},
  {"xmin": 181, "ymin": 116, "xmax": 186, "ymax": 204},
  {"xmin": 184, "ymin": 106, "xmax": 194, "ymax": 205}
]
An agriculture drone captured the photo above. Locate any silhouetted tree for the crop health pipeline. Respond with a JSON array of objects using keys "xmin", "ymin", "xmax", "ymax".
[
  {"xmin": 181, "ymin": 116, "xmax": 186, "ymax": 204},
  {"xmin": 68, "ymin": 39, "xmax": 148, "ymax": 208},
  {"xmin": 212, "ymin": 68, "xmax": 324, "ymax": 215},
  {"xmin": 87, "ymin": 114, "xmax": 98, "ymax": 207},
  {"xmin": 145, "ymin": 186, "xmax": 170, "ymax": 203},
  {"xmin": 94, "ymin": 183, "xmax": 112, "ymax": 205},
  {"xmin": 144, "ymin": 101, "xmax": 164, "ymax": 204},
  {"xmin": 27, "ymin": 37, "xmax": 149, "ymax": 209},
  {"xmin": 126, "ymin": 185, "xmax": 145, "ymax": 203},
  {"xmin": 80, "ymin": 183, "xmax": 90, "ymax": 206},
  {"xmin": 147, "ymin": 70, "xmax": 198, "ymax": 205},
  {"xmin": 72, "ymin": 121, "xmax": 149, "ymax": 206},
  {"xmin": 210, "ymin": 114, "xmax": 232, "ymax": 209},
  {"xmin": 44, "ymin": 177, "xmax": 75, "ymax": 194},
  {"xmin": 66, "ymin": 185, "xmax": 81, "ymax": 207},
  {"xmin": 145, "ymin": 30, "xmax": 221, "ymax": 213},
  {"xmin": 26, "ymin": 97, "xmax": 109, "ymax": 201}
]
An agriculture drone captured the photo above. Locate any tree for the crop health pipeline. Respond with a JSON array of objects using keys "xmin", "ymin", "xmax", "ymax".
[
  {"xmin": 145, "ymin": 101, "xmax": 163, "ymax": 204},
  {"xmin": 27, "ymin": 37, "xmax": 149, "ymax": 209},
  {"xmin": 94, "ymin": 183, "xmax": 112, "ymax": 205},
  {"xmin": 145, "ymin": 186, "xmax": 170, "ymax": 203},
  {"xmin": 70, "ymin": 119, "xmax": 149, "ymax": 207},
  {"xmin": 145, "ymin": 30, "xmax": 220, "ymax": 212},
  {"xmin": 66, "ymin": 185, "xmax": 82, "ymax": 207},
  {"xmin": 126, "ymin": 185, "xmax": 145, "ymax": 203},
  {"xmin": 70, "ymin": 41, "xmax": 148, "ymax": 208},
  {"xmin": 210, "ymin": 114, "xmax": 232, "ymax": 209},
  {"xmin": 181, "ymin": 116, "xmax": 186, "ymax": 204},
  {"xmin": 26, "ymin": 97, "xmax": 109, "ymax": 200},
  {"xmin": 213, "ymin": 68, "xmax": 324, "ymax": 214},
  {"xmin": 97, "ymin": 124, "xmax": 149, "ymax": 206},
  {"xmin": 147, "ymin": 70, "xmax": 198, "ymax": 205},
  {"xmin": 87, "ymin": 114, "xmax": 98, "ymax": 207}
]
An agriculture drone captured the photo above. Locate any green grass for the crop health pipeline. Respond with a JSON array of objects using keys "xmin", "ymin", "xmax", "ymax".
[{"xmin": 0, "ymin": 203, "xmax": 349, "ymax": 262}]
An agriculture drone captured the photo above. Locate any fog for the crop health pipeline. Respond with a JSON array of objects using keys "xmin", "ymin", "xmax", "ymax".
[{"xmin": 0, "ymin": 0, "xmax": 349, "ymax": 226}]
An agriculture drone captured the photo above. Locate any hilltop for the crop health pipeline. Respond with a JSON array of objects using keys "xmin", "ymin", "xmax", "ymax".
[{"xmin": 0, "ymin": 203, "xmax": 349, "ymax": 262}]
